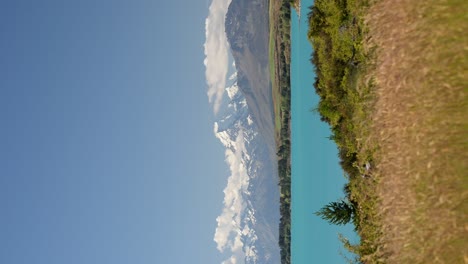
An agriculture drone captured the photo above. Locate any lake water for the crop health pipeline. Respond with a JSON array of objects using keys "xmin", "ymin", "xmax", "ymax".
[{"xmin": 290, "ymin": 1, "xmax": 358, "ymax": 263}]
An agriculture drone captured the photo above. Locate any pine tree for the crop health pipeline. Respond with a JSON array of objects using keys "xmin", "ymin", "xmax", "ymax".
[{"xmin": 315, "ymin": 200, "xmax": 354, "ymax": 225}]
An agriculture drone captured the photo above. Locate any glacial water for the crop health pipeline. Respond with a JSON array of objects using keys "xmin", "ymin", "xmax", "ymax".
[{"xmin": 290, "ymin": 1, "xmax": 359, "ymax": 263}]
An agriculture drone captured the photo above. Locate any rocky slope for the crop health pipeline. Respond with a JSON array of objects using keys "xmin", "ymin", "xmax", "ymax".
[{"xmin": 224, "ymin": 0, "xmax": 275, "ymax": 157}]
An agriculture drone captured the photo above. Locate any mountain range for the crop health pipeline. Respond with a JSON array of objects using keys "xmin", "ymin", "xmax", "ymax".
[{"xmin": 213, "ymin": 0, "xmax": 281, "ymax": 262}]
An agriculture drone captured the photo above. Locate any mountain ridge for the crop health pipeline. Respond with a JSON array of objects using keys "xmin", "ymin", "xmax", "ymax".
[
  {"xmin": 224, "ymin": 0, "xmax": 276, "ymax": 158},
  {"xmin": 213, "ymin": 78, "xmax": 280, "ymax": 263},
  {"xmin": 212, "ymin": 0, "xmax": 281, "ymax": 262}
]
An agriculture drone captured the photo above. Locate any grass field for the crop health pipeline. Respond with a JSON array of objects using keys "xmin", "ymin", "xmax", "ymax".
[
  {"xmin": 269, "ymin": 0, "xmax": 282, "ymax": 138},
  {"xmin": 365, "ymin": 0, "xmax": 468, "ymax": 262}
]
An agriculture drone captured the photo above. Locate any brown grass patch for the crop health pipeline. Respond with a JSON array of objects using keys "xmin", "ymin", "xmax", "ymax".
[{"xmin": 366, "ymin": 0, "xmax": 468, "ymax": 262}]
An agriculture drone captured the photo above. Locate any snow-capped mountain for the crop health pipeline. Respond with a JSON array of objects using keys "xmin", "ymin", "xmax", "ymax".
[
  {"xmin": 207, "ymin": 0, "xmax": 280, "ymax": 262},
  {"xmin": 213, "ymin": 75, "xmax": 280, "ymax": 264}
]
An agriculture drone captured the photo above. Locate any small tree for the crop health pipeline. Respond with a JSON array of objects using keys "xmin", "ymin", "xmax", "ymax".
[{"xmin": 315, "ymin": 200, "xmax": 354, "ymax": 225}]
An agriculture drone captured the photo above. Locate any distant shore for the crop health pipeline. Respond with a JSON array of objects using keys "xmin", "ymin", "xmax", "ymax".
[{"xmin": 269, "ymin": 0, "xmax": 293, "ymax": 263}]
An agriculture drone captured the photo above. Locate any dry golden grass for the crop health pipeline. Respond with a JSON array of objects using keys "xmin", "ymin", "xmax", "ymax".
[{"xmin": 365, "ymin": 0, "xmax": 468, "ymax": 262}]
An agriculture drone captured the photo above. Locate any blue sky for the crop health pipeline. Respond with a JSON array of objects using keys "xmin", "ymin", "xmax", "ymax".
[{"xmin": 0, "ymin": 1, "xmax": 230, "ymax": 263}]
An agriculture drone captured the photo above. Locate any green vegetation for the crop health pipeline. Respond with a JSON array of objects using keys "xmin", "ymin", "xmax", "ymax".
[
  {"xmin": 270, "ymin": 0, "xmax": 293, "ymax": 141},
  {"xmin": 307, "ymin": 0, "xmax": 381, "ymax": 262},
  {"xmin": 272, "ymin": 0, "xmax": 374, "ymax": 262},
  {"xmin": 315, "ymin": 200, "xmax": 355, "ymax": 226}
]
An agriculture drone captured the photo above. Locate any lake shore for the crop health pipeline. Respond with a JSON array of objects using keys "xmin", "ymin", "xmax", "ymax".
[{"xmin": 272, "ymin": 0, "xmax": 467, "ymax": 262}]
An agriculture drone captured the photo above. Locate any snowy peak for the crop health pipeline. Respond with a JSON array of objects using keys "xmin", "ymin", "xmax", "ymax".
[{"xmin": 213, "ymin": 76, "xmax": 280, "ymax": 264}]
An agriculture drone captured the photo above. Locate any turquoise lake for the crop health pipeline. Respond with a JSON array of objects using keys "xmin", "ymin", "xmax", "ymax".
[{"xmin": 290, "ymin": 1, "xmax": 358, "ymax": 263}]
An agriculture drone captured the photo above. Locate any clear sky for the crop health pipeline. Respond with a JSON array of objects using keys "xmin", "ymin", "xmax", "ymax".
[{"xmin": 0, "ymin": 1, "xmax": 230, "ymax": 263}]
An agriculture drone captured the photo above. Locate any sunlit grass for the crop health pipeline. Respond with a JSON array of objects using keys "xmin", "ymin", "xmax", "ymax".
[{"xmin": 308, "ymin": 0, "xmax": 467, "ymax": 262}]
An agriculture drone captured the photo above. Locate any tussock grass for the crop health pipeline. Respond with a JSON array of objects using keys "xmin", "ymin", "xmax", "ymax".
[{"xmin": 366, "ymin": 0, "xmax": 468, "ymax": 262}]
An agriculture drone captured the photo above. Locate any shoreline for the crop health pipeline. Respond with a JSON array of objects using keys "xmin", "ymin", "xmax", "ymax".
[{"xmin": 308, "ymin": 0, "xmax": 468, "ymax": 262}]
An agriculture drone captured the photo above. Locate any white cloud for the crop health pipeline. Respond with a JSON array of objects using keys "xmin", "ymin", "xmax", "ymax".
[
  {"xmin": 205, "ymin": 2, "xmax": 253, "ymax": 262},
  {"xmin": 204, "ymin": 0, "xmax": 232, "ymax": 114},
  {"xmin": 214, "ymin": 132, "xmax": 249, "ymax": 264},
  {"xmin": 222, "ymin": 256, "xmax": 239, "ymax": 264}
]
